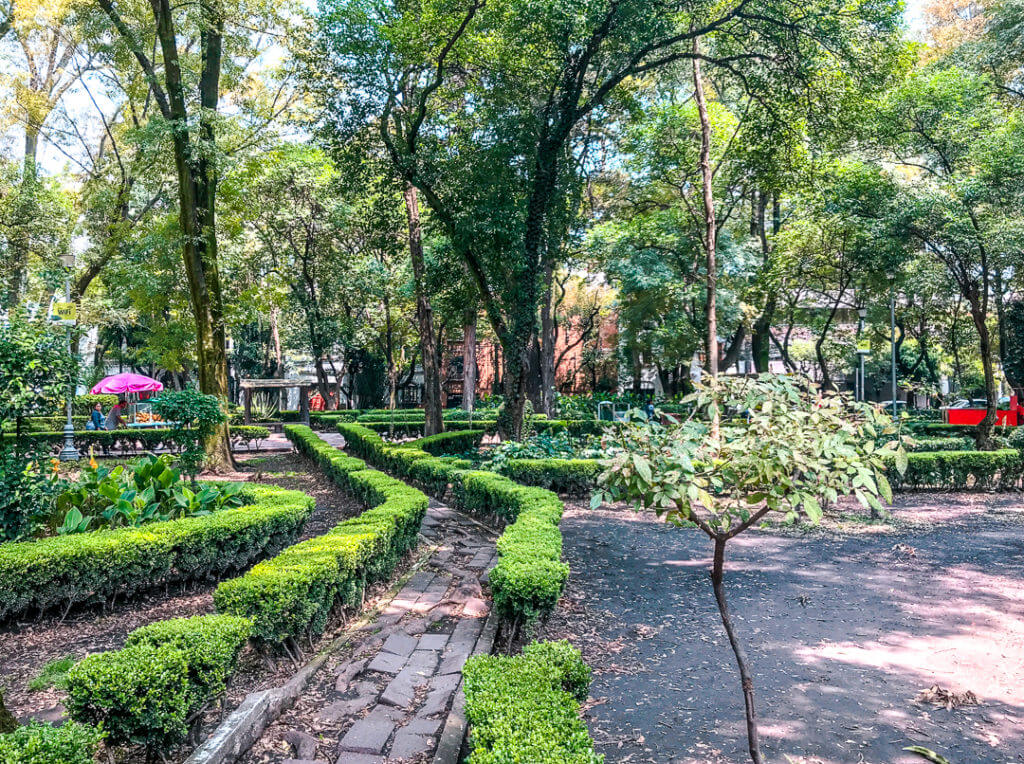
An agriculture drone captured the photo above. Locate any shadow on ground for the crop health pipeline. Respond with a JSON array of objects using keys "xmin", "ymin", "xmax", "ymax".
[{"xmin": 537, "ymin": 494, "xmax": 1024, "ymax": 764}]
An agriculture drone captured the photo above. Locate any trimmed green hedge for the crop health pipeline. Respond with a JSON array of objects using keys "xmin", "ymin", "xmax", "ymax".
[
  {"xmin": 499, "ymin": 458, "xmax": 602, "ymax": 497},
  {"xmin": 0, "ymin": 720, "xmax": 104, "ymax": 764},
  {"xmin": 3, "ymin": 428, "xmax": 192, "ymax": 455},
  {"xmin": 336, "ymin": 422, "xmax": 568, "ymax": 625},
  {"xmin": 888, "ymin": 449, "xmax": 1023, "ymax": 490},
  {"xmin": 0, "ymin": 484, "xmax": 313, "ymax": 622},
  {"xmin": 411, "ymin": 429, "xmax": 485, "ymax": 455},
  {"xmin": 231, "ymin": 425, "xmax": 271, "ymax": 450},
  {"xmin": 463, "ymin": 640, "xmax": 602, "ymax": 763},
  {"xmin": 217, "ymin": 425, "xmax": 428, "ymax": 643},
  {"xmin": 907, "ymin": 436, "xmax": 974, "ymax": 452},
  {"xmin": 66, "ymin": 614, "xmax": 251, "ymax": 750}
]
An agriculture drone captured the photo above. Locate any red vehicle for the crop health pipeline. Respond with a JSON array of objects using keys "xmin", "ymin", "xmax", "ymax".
[{"xmin": 943, "ymin": 395, "xmax": 1020, "ymax": 426}]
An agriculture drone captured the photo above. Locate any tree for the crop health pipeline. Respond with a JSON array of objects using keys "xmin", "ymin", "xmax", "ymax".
[
  {"xmin": 316, "ymin": 0, "xmax": 904, "ymax": 438},
  {"xmin": 868, "ymin": 66, "xmax": 1024, "ymax": 446},
  {"xmin": 92, "ymin": 0, "xmax": 274, "ymax": 468},
  {"xmin": 595, "ymin": 375, "xmax": 903, "ymax": 764}
]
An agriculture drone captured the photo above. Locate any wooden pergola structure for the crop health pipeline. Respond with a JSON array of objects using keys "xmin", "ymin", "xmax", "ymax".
[{"xmin": 239, "ymin": 378, "xmax": 317, "ymax": 425}]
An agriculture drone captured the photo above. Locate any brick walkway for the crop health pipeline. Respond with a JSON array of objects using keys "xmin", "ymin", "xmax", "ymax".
[{"xmin": 242, "ymin": 499, "xmax": 498, "ymax": 764}]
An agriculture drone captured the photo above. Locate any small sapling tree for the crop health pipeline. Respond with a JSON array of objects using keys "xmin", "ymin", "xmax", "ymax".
[
  {"xmin": 151, "ymin": 389, "xmax": 228, "ymax": 483},
  {"xmin": 593, "ymin": 374, "xmax": 905, "ymax": 764}
]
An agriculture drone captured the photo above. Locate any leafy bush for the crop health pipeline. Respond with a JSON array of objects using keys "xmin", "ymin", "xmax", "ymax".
[
  {"xmin": 67, "ymin": 615, "xmax": 250, "ymax": 751},
  {"xmin": 463, "ymin": 640, "xmax": 601, "ymax": 763},
  {"xmin": 410, "ymin": 429, "xmax": 485, "ymax": 455},
  {"xmin": 231, "ymin": 425, "xmax": 270, "ymax": 450},
  {"xmin": 53, "ymin": 454, "xmax": 245, "ymax": 535},
  {"xmin": 72, "ymin": 394, "xmax": 119, "ymax": 417},
  {"xmin": 0, "ymin": 314, "xmax": 79, "ymax": 431},
  {"xmin": 0, "ymin": 484, "xmax": 313, "ymax": 622},
  {"xmin": 2, "ymin": 428, "xmax": 199, "ymax": 456},
  {"xmin": 887, "ymin": 449, "xmax": 1023, "ymax": 490},
  {"xmin": 66, "ymin": 643, "xmax": 191, "ymax": 749},
  {"xmin": 125, "ymin": 615, "xmax": 251, "ymax": 712},
  {"xmin": 499, "ymin": 459, "xmax": 602, "ymax": 496},
  {"xmin": 220, "ymin": 425, "xmax": 428, "ymax": 643},
  {"xmin": 0, "ymin": 720, "xmax": 104, "ymax": 764},
  {"xmin": 150, "ymin": 389, "xmax": 226, "ymax": 478},
  {"xmin": 0, "ymin": 446, "xmax": 64, "ymax": 541},
  {"xmin": 906, "ymin": 436, "xmax": 974, "ymax": 452}
]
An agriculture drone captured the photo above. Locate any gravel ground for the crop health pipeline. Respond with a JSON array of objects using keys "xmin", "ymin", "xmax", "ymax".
[{"xmin": 534, "ymin": 493, "xmax": 1024, "ymax": 764}]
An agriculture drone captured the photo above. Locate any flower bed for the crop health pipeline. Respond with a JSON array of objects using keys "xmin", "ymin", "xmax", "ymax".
[{"xmin": 0, "ymin": 483, "xmax": 313, "ymax": 622}]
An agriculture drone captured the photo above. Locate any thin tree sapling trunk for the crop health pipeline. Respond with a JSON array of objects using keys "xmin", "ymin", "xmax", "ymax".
[
  {"xmin": 463, "ymin": 310, "xmax": 477, "ymax": 412},
  {"xmin": 711, "ymin": 537, "xmax": 764, "ymax": 764}
]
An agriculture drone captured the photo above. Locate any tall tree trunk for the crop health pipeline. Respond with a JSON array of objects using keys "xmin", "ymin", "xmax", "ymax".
[
  {"xmin": 750, "ymin": 194, "xmax": 775, "ymax": 373},
  {"xmin": 462, "ymin": 310, "xmax": 477, "ymax": 412},
  {"xmin": 539, "ymin": 263, "xmax": 557, "ymax": 416},
  {"xmin": 403, "ymin": 183, "xmax": 443, "ymax": 435},
  {"xmin": 5, "ymin": 127, "xmax": 40, "ymax": 311},
  {"xmin": 711, "ymin": 538, "xmax": 764, "ymax": 764},
  {"xmin": 970, "ymin": 298, "xmax": 998, "ymax": 449},
  {"xmin": 693, "ymin": 41, "xmax": 717, "ymax": 378}
]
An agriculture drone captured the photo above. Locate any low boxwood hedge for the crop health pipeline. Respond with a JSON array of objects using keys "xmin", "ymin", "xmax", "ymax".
[
  {"xmin": 463, "ymin": 640, "xmax": 601, "ymax": 763},
  {"xmin": 217, "ymin": 425, "xmax": 428, "ymax": 643},
  {"xmin": 66, "ymin": 614, "xmax": 251, "ymax": 751},
  {"xmin": 3, "ymin": 428, "xmax": 193, "ymax": 455},
  {"xmin": 887, "ymin": 449, "xmax": 1023, "ymax": 490},
  {"xmin": 499, "ymin": 458, "xmax": 602, "ymax": 497},
  {"xmin": 231, "ymin": 425, "xmax": 270, "ymax": 450},
  {"xmin": 336, "ymin": 422, "xmax": 569, "ymax": 626},
  {"xmin": 0, "ymin": 484, "xmax": 314, "ymax": 623},
  {"xmin": 412, "ymin": 429, "xmax": 485, "ymax": 455},
  {"xmin": 0, "ymin": 720, "xmax": 104, "ymax": 764},
  {"xmin": 907, "ymin": 436, "xmax": 974, "ymax": 452}
]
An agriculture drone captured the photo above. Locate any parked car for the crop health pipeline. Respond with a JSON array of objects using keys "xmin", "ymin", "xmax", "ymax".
[
  {"xmin": 949, "ymin": 397, "xmax": 1011, "ymax": 409},
  {"xmin": 879, "ymin": 400, "xmax": 907, "ymax": 413}
]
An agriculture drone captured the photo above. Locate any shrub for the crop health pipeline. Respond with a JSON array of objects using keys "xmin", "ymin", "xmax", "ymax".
[
  {"xmin": 887, "ymin": 449, "xmax": 1023, "ymax": 490},
  {"xmin": 150, "ymin": 389, "xmax": 226, "ymax": 478},
  {"xmin": 906, "ymin": 436, "xmax": 974, "ymax": 452},
  {"xmin": 66, "ymin": 643, "xmax": 191, "ymax": 749},
  {"xmin": 499, "ymin": 458, "xmax": 601, "ymax": 497},
  {"xmin": 72, "ymin": 394, "xmax": 119, "ymax": 417},
  {"xmin": 0, "ymin": 484, "xmax": 313, "ymax": 623},
  {"xmin": 125, "ymin": 614, "xmax": 251, "ymax": 711},
  {"xmin": 66, "ymin": 615, "xmax": 251, "ymax": 752},
  {"xmin": 463, "ymin": 640, "xmax": 601, "ymax": 763},
  {"xmin": 0, "ymin": 720, "xmax": 104, "ymax": 764},
  {"xmin": 231, "ymin": 425, "xmax": 270, "ymax": 450},
  {"xmin": 409, "ymin": 429, "xmax": 485, "ymax": 455},
  {"xmin": 221, "ymin": 426, "xmax": 427, "ymax": 642}
]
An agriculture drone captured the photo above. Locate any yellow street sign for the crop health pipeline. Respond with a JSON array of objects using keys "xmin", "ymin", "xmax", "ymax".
[
  {"xmin": 856, "ymin": 339, "xmax": 871, "ymax": 354},
  {"xmin": 49, "ymin": 300, "xmax": 77, "ymax": 324}
]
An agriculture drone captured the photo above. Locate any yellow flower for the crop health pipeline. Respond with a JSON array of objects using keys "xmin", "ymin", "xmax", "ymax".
[
  {"xmin": 50, "ymin": 458, "xmax": 60, "ymax": 474},
  {"xmin": 89, "ymin": 447, "xmax": 98, "ymax": 470}
]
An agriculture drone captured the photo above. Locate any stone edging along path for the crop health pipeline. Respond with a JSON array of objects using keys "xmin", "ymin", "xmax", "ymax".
[{"xmin": 188, "ymin": 492, "xmax": 499, "ymax": 764}]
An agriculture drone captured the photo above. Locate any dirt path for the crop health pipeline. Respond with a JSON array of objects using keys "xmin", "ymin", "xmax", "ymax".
[{"xmin": 534, "ymin": 494, "xmax": 1024, "ymax": 764}]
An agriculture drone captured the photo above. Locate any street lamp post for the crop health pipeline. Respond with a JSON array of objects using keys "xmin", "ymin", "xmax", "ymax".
[
  {"xmin": 58, "ymin": 253, "xmax": 79, "ymax": 462},
  {"xmin": 888, "ymin": 272, "xmax": 898, "ymax": 422}
]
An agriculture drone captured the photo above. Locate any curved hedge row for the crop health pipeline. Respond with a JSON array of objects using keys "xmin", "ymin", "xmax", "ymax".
[
  {"xmin": 0, "ymin": 720, "xmax": 104, "ymax": 763},
  {"xmin": 218, "ymin": 425, "xmax": 428, "ymax": 643},
  {"xmin": 336, "ymin": 422, "xmax": 568, "ymax": 626},
  {"xmin": 463, "ymin": 640, "xmax": 602, "ymax": 763},
  {"xmin": 0, "ymin": 484, "xmax": 313, "ymax": 623}
]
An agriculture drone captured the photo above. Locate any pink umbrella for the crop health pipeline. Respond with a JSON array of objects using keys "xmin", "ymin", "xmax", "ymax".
[{"xmin": 90, "ymin": 373, "xmax": 164, "ymax": 395}]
